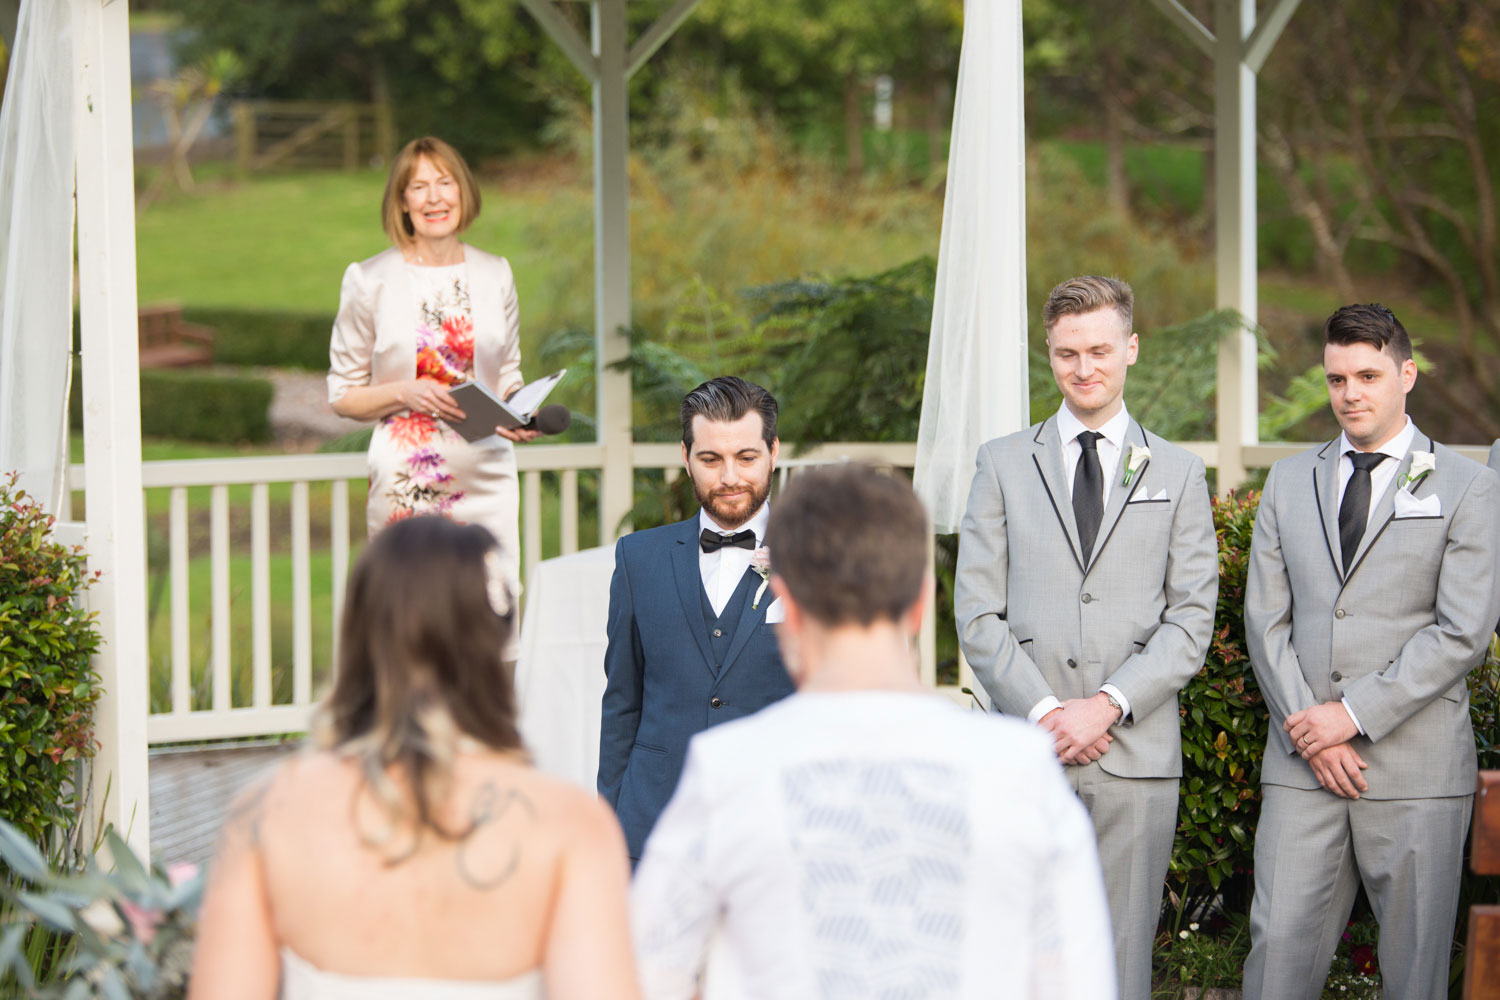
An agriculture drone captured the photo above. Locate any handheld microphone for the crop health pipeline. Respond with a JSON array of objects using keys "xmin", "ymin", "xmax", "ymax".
[{"xmin": 523, "ymin": 404, "xmax": 572, "ymax": 435}]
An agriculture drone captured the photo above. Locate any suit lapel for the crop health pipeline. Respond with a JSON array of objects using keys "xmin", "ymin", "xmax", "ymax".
[
  {"xmin": 1344, "ymin": 430, "xmax": 1433, "ymax": 583},
  {"xmin": 1313, "ymin": 440, "xmax": 1343, "ymax": 579},
  {"xmin": 717, "ymin": 568, "xmax": 769, "ymax": 682},
  {"xmin": 1086, "ymin": 421, "xmax": 1149, "ymax": 572},
  {"xmin": 670, "ymin": 519, "xmax": 718, "ymax": 677},
  {"xmin": 1030, "ymin": 419, "xmax": 1085, "ymax": 573}
]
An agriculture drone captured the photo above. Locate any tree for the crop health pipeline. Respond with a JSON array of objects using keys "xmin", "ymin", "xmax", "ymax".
[
  {"xmin": 689, "ymin": 0, "xmax": 961, "ymax": 173},
  {"xmin": 158, "ymin": 0, "xmax": 575, "ymax": 158},
  {"xmin": 1259, "ymin": 0, "xmax": 1500, "ymax": 439}
]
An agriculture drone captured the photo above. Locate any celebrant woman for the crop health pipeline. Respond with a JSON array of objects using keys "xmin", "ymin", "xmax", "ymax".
[{"xmin": 327, "ymin": 136, "xmax": 535, "ymax": 657}]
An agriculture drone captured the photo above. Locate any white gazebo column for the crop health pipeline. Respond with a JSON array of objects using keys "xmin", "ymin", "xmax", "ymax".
[
  {"xmin": 74, "ymin": 0, "xmax": 150, "ymax": 856},
  {"xmin": 592, "ymin": 0, "xmax": 633, "ymax": 543},
  {"xmin": 1152, "ymin": 0, "xmax": 1301, "ymax": 493},
  {"xmin": 1213, "ymin": 0, "xmax": 1258, "ymax": 493},
  {"xmin": 516, "ymin": 0, "xmax": 702, "ymax": 542}
]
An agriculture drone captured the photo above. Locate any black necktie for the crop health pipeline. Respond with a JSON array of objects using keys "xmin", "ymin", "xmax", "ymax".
[
  {"xmin": 1338, "ymin": 451, "xmax": 1386, "ymax": 571},
  {"xmin": 1073, "ymin": 431, "xmax": 1105, "ymax": 563},
  {"xmin": 700, "ymin": 528, "xmax": 756, "ymax": 553}
]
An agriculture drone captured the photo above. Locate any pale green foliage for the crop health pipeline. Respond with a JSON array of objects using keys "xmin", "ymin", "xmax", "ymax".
[{"xmin": 0, "ymin": 819, "xmax": 204, "ymax": 998}]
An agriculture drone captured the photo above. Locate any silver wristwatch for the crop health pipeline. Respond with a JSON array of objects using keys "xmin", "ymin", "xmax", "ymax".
[{"xmin": 1103, "ymin": 691, "xmax": 1124, "ymax": 724}]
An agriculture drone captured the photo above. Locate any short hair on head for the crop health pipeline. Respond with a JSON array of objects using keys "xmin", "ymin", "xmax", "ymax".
[
  {"xmin": 766, "ymin": 463, "xmax": 929, "ymax": 627},
  {"xmin": 318, "ymin": 515, "xmax": 521, "ymax": 845},
  {"xmin": 381, "ymin": 136, "xmax": 482, "ymax": 250},
  {"xmin": 1042, "ymin": 275, "xmax": 1134, "ymax": 334},
  {"xmin": 1324, "ymin": 303, "xmax": 1413, "ymax": 365},
  {"xmin": 680, "ymin": 376, "xmax": 778, "ymax": 450}
]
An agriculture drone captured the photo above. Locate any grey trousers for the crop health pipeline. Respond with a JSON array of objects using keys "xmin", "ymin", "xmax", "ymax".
[
  {"xmin": 1243, "ymin": 784, "xmax": 1471, "ymax": 1000},
  {"xmin": 1066, "ymin": 762, "xmax": 1178, "ymax": 1000}
]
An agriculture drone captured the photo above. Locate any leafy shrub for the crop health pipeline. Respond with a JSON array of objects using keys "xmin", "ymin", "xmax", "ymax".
[
  {"xmin": 184, "ymin": 308, "xmax": 331, "ymax": 371},
  {"xmin": 1168, "ymin": 490, "xmax": 1266, "ymax": 922},
  {"xmin": 70, "ymin": 368, "xmax": 273, "ymax": 444},
  {"xmin": 0, "ymin": 473, "xmax": 103, "ymax": 843}
]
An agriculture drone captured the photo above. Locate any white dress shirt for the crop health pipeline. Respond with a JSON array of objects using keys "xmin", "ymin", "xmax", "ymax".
[
  {"xmin": 1331, "ymin": 416, "xmax": 1415, "ymax": 736},
  {"xmin": 698, "ymin": 504, "xmax": 770, "ymax": 618},
  {"xmin": 1335, "ymin": 417, "xmax": 1414, "ymax": 528},
  {"xmin": 1056, "ymin": 402, "xmax": 1131, "ymax": 507},
  {"xmin": 1027, "ymin": 403, "xmax": 1135, "ymax": 726}
]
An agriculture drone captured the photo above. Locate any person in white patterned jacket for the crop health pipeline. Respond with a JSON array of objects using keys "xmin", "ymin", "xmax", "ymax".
[{"xmin": 629, "ymin": 463, "xmax": 1116, "ymax": 1000}]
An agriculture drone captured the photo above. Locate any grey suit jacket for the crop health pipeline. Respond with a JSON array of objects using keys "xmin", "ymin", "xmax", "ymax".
[
  {"xmin": 956, "ymin": 417, "xmax": 1218, "ymax": 779},
  {"xmin": 1246, "ymin": 431, "xmax": 1500, "ymax": 799}
]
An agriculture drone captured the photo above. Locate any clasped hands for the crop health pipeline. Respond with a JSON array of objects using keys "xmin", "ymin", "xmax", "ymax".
[
  {"xmin": 1040, "ymin": 693, "xmax": 1122, "ymax": 765},
  {"xmin": 398, "ymin": 377, "xmax": 540, "ymax": 443},
  {"xmin": 1284, "ymin": 702, "xmax": 1368, "ymax": 800}
]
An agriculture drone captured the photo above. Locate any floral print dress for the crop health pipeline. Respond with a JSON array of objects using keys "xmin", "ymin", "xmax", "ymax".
[{"xmin": 365, "ymin": 264, "xmax": 517, "ymax": 549}]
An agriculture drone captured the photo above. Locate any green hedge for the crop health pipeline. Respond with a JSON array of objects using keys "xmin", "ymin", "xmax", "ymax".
[
  {"xmin": 70, "ymin": 367, "xmax": 274, "ymax": 444},
  {"xmin": 184, "ymin": 308, "xmax": 332, "ymax": 372},
  {"xmin": 1169, "ymin": 490, "xmax": 1265, "ymax": 920},
  {"xmin": 0, "ymin": 473, "xmax": 102, "ymax": 843}
]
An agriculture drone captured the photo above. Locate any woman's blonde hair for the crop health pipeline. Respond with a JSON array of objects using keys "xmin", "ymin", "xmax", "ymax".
[
  {"xmin": 315, "ymin": 516, "xmax": 521, "ymax": 858},
  {"xmin": 381, "ymin": 136, "xmax": 482, "ymax": 249}
]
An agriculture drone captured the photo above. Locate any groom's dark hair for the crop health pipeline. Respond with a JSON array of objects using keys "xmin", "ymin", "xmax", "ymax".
[
  {"xmin": 681, "ymin": 376, "xmax": 779, "ymax": 449},
  {"xmin": 768, "ymin": 464, "xmax": 928, "ymax": 626},
  {"xmin": 1324, "ymin": 303, "xmax": 1413, "ymax": 365}
]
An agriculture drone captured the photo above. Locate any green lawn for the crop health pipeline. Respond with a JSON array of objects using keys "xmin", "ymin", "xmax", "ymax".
[{"xmin": 134, "ymin": 162, "xmax": 944, "ymax": 363}]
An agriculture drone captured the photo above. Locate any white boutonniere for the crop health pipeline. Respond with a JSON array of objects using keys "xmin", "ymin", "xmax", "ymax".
[
  {"xmin": 1398, "ymin": 451, "xmax": 1434, "ymax": 492},
  {"xmin": 750, "ymin": 546, "xmax": 771, "ymax": 609},
  {"xmin": 1122, "ymin": 444, "xmax": 1151, "ymax": 487}
]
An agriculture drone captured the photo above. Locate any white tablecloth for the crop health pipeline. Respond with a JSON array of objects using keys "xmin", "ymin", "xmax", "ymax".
[{"xmin": 514, "ymin": 546, "xmax": 615, "ymax": 790}]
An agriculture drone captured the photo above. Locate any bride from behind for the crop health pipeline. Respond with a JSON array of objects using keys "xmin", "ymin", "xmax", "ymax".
[{"xmin": 189, "ymin": 516, "xmax": 639, "ymax": 1000}]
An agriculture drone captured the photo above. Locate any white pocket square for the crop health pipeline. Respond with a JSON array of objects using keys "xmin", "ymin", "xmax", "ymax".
[
  {"xmin": 764, "ymin": 597, "xmax": 786, "ymax": 624},
  {"xmin": 1129, "ymin": 489, "xmax": 1170, "ymax": 503},
  {"xmin": 1394, "ymin": 491, "xmax": 1441, "ymax": 518}
]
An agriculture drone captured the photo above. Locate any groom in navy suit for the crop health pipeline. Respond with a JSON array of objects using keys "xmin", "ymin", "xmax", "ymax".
[{"xmin": 598, "ymin": 376, "xmax": 795, "ymax": 861}]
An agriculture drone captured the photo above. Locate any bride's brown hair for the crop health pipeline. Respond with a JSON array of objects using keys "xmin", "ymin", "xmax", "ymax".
[{"xmin": 316, "ymin": 516, "xmax": 523, "ymax": 853}]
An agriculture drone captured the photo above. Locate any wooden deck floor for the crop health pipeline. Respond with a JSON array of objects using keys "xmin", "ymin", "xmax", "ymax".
[{"xmin": 148, "ymin": 740, "xmax": 301, "ymax": 867}]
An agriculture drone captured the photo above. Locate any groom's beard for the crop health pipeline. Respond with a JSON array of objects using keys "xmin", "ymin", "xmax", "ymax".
[{"xmin": 694, "ymin": 475, "xmax": 771, "ymax": 531}]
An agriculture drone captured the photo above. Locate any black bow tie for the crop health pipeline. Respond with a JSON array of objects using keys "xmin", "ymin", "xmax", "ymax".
[{"xmin": 700, "ymin": 528, "xmax": 757, "ymax": 553}]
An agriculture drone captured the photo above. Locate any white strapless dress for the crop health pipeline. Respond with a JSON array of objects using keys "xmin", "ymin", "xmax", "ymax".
[{"xmin": 280, "ymin": 948, "xmax": 544, "ymax": 1000}]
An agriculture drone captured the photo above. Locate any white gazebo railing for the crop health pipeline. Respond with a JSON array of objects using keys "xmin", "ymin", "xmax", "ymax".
[{"xmin": 67, "ymin": 441, "xmax": 922, "ymax": 747}]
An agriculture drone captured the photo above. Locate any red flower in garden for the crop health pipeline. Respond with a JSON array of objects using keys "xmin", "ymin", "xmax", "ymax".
[
  {"xmin": 1350, "ymin": 944, "xmax": 1377, "ymax": 975},
  {"xmin": 387, "ymin": 412, "xmax": 436, "ymax": 448}
]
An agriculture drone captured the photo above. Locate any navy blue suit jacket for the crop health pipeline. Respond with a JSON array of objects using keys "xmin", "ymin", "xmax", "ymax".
[{"xmin": 597, "ymin": 515, "xmax": 793, "ymax": 860}]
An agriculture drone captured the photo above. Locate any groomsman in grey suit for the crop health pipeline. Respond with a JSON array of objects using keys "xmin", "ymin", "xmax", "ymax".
[
  {"xmin": 956, "ymin": 275, "xmax": 1218, "ymax": 999},
  {"xmin": 1243, "ymin": 304, "xmax": 1500, "ymax": 999}
]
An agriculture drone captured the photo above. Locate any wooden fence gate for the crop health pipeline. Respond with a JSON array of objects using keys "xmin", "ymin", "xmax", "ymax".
[{"xmin": 233, "ymin": 100, "xmax": 394, "ymax": 173}]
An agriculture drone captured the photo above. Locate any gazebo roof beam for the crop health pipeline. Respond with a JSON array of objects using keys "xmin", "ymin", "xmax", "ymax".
[
  {"xmin": 1244, "ymin": 0, "xmax": 1303, "ymax": 73},
  {"xmin": 516, "ymin": 0, "xmax": 598, "ymax": 82},
  {"xmin": 1148, "ymin": 0, "xmax": 1215, "ymax": 58},
  {"xmin": 626, "ymin": 0, "xmax": 703, "ymax": 79}
]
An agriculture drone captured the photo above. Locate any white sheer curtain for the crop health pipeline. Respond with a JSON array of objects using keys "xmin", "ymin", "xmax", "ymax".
[
  {"xmin": 0, "ymin": 0, "xmax": 75, "ymax": 513},
  {"xmin": 914, "ymin": 0, "xmax": 1030, "ymax": 534}
]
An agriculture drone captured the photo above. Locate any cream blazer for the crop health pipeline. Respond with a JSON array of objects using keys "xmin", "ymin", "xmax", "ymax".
[{"xmin": 327, "ymin": 244, "xmax": 524, "ymax": 405}]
